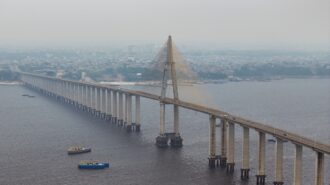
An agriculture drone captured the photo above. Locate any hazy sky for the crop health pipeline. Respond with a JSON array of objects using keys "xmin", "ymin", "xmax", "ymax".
[{"xmin": 0, "ymin": 0, "xmax": 329, "ymax": 49}]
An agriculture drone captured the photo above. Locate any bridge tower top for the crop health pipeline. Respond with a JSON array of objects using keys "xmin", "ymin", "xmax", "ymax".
[{"xmin": 161, "ymin": 35, "xmax": 179, "ymax": 101}]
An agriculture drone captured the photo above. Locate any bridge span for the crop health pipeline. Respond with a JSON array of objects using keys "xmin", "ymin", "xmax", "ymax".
[{"xmin": 18, "ymin": 71, "xmax": 329, "ymax": 185}]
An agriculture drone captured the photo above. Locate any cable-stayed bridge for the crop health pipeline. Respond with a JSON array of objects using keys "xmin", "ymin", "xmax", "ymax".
[{"xmin": 18, "ymin": 36, "xmax": 329, "ymax": 185}]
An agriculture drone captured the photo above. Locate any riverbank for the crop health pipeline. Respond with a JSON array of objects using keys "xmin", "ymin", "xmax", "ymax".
[
  {"xmin": 0, "ymin": 81, "xmax": 22, "ymax": 85},
  {"xmin": 99, "ymin": 76, "xmax": 330, "ymax": 86}
]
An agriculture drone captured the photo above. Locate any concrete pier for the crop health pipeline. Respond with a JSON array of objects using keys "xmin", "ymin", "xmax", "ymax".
[
  {"xmin": 112, "ymin": 91, "xmax": 117, "ymax": 124},
  {"xmin": 72, "ymin": 83, "xmax": 76, "ymax": 106},
  {"xmin": 89, "ymin": 87, "xmax": 95, "ymax": 115},
  {"xmin": 93, "ymin": 87, "xmax": 97, "ymax": 115},
  {"xmin": 81, "ymin": 85, "xmax": 85, "ymax": 110},
  {"xmin": 226, "ymin": 121, "xmax": 235, "ymax": 173},
  {"xmin": 170, "ymin": 105, "xmax": 182, "ymax": 147},
  {"xmin": 293, "ymin": 144, "xmax": 302, "ymax": 185},
  {"xmin": 118, "ymin": 93, "xmax": 123, "ymax": 126},
  {"xmin": 241, "ymin": 126, "xmax": 250, "ymax": 180},
  {"xmin": 315, "ymin": 152, "xmax": 324, "ymax": 185},
  {"xmin": 156, "ymin": 102, "xmax": 167, "ymax": 147},
  {"xmin": 96, "ymin": 88, "xmax": 101, "ymax": 117},
  {"xmin": 135, "ymin": 96, "xmax": 141, "ymax": 132},
  {"xmin": 208, "ymin": 115, "xmax": 216, "ymax": 168},
  {"xmin": 88, "ymin": 86, "xmax": 92, "ymax": 112},
  {"xmin": 220, "ymin": 118, "xmax": 227, "ymax": 168},
  {"xmin": 101, "ymin": 88, "xmax": 106, "ymax": 119},
  {"xmin": 106, "ymin": 89, "xmax": 112, "ymax": 120},
  {"xmin": 256, "ymin": 132, "xmax": 266, "ymax": 185},
  {"xmin": 274, "ymin": 138, "xmax": 284, "ymax": 185},
  {"xmin": 74, "ymin": 83, "xmax": 78, "ymax": 106},
  {"xmin": 78, "ymin": 84, "xmax": 82, "ymax": 107},
  {"xmin": 84, "ymin": 85, "xmax": 87, "ymax": 110},
  {"xmin": 93, "ymin": 87, "xmax": 97, "ymax": 114},
  {"xmin": 126, "ymin": 94, "xmax": 132, "ymax": 132},
  {"xmin": 124, "ymin": 93, "xmax": 128, "ymax": 126}
]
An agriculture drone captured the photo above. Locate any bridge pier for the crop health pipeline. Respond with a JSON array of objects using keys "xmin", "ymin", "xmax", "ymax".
[
  {"xmin": 86, "ymin": 86, "xmax": 89, "ymax": 111},
  {"xmin": 118, "ymin": 92, "xmax": 124, "ymax": 126},
  {"xmin": 124, "ymin": 93, "xmax": 128, "ymax": 127},
  {"xmin": 99, "ymin": 88, "xmax": 104, "ymax": 118},
  {"xmin": 96, "ymin": 87, "xmax": 101, "ymax": 118},
  {"xmin": 67, "ymin": 83, "xmax": 71, "ymax": 105},
  {"xmin": 226, "ymin": 121, "xmax": 235, "ymax": 173},
  {"xmin": 74, "ymin": 84, "xmax": 77, "ymax": 108},
  {"xmin": 82, "ymin": 85, "xmax": 86, "ymax": 110},
  {"xmin": 156, "ymin": 135, "xmax": 168, "ymax": 148},
  {"xmin": 106, "ymin": 89, "xmax": 112, "ymax": 121},
  {"xmin": 256, "ymin": 175, "xmax": 266, "ymax": 185},
  {"xmin": 93, "ymin": 87, "xmax": 97, "ymax": 116},
  {"xmin": 315, "ymin": 152, "xmax": 324, "ymax": 185},
  {"xmin": 82, "ymin": 85, "xmax": 85, "ymax": 110},
  {"xmin": 68, "ymin": 82, "xmax": 73, "ymax": 105},
  {"xmin": 73, "ymin": 83, "xmax": 77, "ymax": 108},
  {"xmin": 170, "ymin": 105, "xmax": 182, "ymax": 147},
  {"xmin": 220, "ymin": 118, "xmax": 227, "ymax": 168},
  {"xmin": 241, "ymin": 126, "xmax": 250, "ymax": 180},
  {"xmin": 170, "ymin": 135, "xmax": 183, "ymax": 147},
  {"xmin": 208, "ymin": 115, "xmax": 216, "ymax": 168},
  {"xmin": 156, "ymin": 102, "xmax": 168, "ymax": 147},
  {"xmin": 79, "ymin": 84, "xmax": 83, "ymax": 110},
  {"xmin": 256, "ymin": 132, "xmax": 266, "ymax": 185},
  {"xmin": 273, "ymin": 138, "xmax": 284, "ymax": 185},
  {"xmin": 91, "ymin": 87, "xmax": 96, "ymax": 116},
  {"xmin": 134, "ymin": 95, "xmax": 141, "ymax": 132},
  {"xmin": 101, "ymin": 88, "xmax": 107, "ymax": 119},
  {"xmin": 91, "ymin": 87, "xmax": 96, "ymax": 115},
  {"xmin": 112, "ymin": 91, "xmax": 117, "ymax": 124},
  {"xmin": 88, "ymin": 86, "xmax": 93, "ymax": 113},
  {"xmin": 126, "ymin": 94, "xmax": 132, "ymax": 132},
  {"xmin": 293, "ymin": 144, "xmax": 302, "ymax": 185},
  {"xmin": 76, "ymin": 84, "xmax": 80, "ymax": 109},
  {"xmin": 78, "ymin": 84, "xmax": 83, "ymax": 110}
]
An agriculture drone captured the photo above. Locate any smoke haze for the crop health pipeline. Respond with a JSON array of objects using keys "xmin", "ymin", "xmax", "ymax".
[{"xmin": 0, "ymin": 0, "xmax": 329, "ymax": 50}]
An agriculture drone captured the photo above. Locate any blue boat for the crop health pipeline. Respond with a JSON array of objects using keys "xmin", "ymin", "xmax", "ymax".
[{"xmin": 78, "ymin": 160, "xmax": 110, "ymax": 169}]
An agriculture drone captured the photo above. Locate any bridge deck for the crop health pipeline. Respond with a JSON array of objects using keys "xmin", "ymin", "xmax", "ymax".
[{"xmin": 19, "ymin": 72, "xmax": 330, "ymax": 155}]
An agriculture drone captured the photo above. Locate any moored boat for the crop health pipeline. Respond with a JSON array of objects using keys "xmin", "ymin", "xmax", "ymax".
[
  {"xmin": 78, "ymin": 160, "xmax": 110, "ymax": 169},
  {"xmin": 67, "ymin": 146, "xmax": 91, "ymax": 155},
  {"xmin": 267, "ymin": 138, "xmax": 276, "ymax": 143}
]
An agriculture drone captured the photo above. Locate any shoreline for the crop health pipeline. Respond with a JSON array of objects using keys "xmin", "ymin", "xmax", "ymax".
[
  {"xmin": 99, "ymin": 76, "xmax": 330, "ymax": 86},
  {"xmin": 0, "ymin": 81, "xmax": 22, "ymax": 85}
]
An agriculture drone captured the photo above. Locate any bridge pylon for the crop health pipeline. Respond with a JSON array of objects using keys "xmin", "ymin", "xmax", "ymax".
[{"xmin": 156, "ymin": 35, "xmax": 183, "ymax": 148}]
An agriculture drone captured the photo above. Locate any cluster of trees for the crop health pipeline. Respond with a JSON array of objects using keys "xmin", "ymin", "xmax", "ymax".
[
  {"xmin": 234, "ymin": 64, "xmax": 330, "ymax": 77},
  {"xmin": 89, "ymin": 67, "xmax": 162, "ymax": 81},
  {"xmin": 88, "ymin": 64, "xmax": 330, "ymax": 82}
]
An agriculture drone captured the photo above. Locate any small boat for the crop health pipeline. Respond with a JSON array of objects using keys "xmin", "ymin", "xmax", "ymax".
[
  {"xmin": 67, "ymin": 146, "xmax": 91, "ymax": 155},
  {"xmin": 267, "ymin": 139, "xmax": 276, "ymax": 143},
  {"xmin": 22, "ymin": 94, "xmax": 35, "ymax": 98},
  {"xmin": 78, "ymin": 160, "xmax": 110, "ymax": 169}
]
